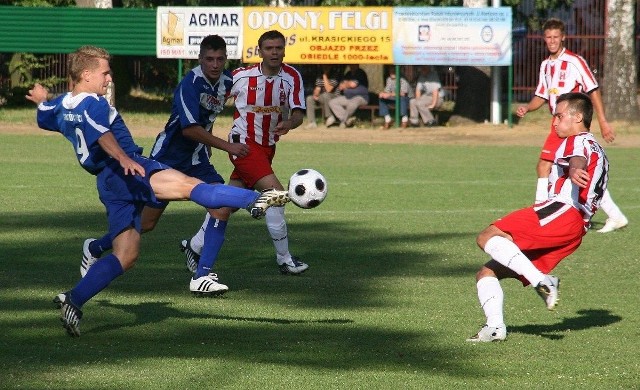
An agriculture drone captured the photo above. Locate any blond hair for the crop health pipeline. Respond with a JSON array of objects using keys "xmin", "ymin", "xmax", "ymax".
[{"xmin": 67, "ymin": 46, "xmax": 111, "ymax": 83}]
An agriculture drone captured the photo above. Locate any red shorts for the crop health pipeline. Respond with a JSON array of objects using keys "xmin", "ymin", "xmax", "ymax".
[
  {"xmin": 229, "ymin": 140, "xmax": 276, "ymax": 189},
  {"xmin": 493, "ymin": 201, "xmax": 586, "ymax": 285},
  {"xmin": 539, "ymin": 121, "xmax": 563, "ymax": 162}
]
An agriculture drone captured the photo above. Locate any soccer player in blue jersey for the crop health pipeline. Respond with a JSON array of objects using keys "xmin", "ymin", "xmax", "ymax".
[
  {"xmin": 81, "ymin": 35, "xmax": 248, "ymax": 295},
  {"xmin": 26, "ymin": 45, "xmax": 289, "ymax": 337}
]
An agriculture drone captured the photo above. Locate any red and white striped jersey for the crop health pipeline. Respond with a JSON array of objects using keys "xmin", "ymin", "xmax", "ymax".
[
  {"xmin": 535, "ymin": 48, "xmax": 598, "ymax": 113},
  {"xmin": 549, "ymin": 132, "xmax": 608, "ymax": 222},
  {"xmin": 230, "ymin": 63, "xmax": 305, "ymax": 146}
]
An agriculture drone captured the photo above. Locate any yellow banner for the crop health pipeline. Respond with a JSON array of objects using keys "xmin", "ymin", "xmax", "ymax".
[{"xmin": 242, "ymin": 7, "xmax": 393, "ymax": 64}]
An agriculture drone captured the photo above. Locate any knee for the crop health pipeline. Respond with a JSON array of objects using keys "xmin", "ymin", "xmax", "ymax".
[
  {"xmin": 476, "ymin": 225, "xmax": 507, "ymax": 250},
  {"xmin": 211, "ymin": 207, "xmax": 233, "ymax": 221},
  {"xmin": 475, "ymin": 266, "xmax": 495, "ymax": 282},
  {"xmin": 141, "ymin": 220, "xmax": 157, "ymax": 234},
  {"xmin": 117, "ymin": 253, "xmax": 139, "ymax": 271},
  {"xmin": 112, "ymin": 244, "xmax": 140, "ymax": 271},
  {"xmin": 476, "ymin": 230, "xmax": 493, "ymax": 250}
]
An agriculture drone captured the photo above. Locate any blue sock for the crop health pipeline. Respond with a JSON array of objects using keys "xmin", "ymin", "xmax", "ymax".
[
  {"xmin": 90, "ymin": 233, "xmax": 112, "ymax": 257},
  {"xmin": 195, "ymin": 218, "xmax": 227, "ymax": 278},
  {"xmin": 190, "ymin": 183, "xmax": 257, "ymax": 210},
  {"xmin": 69, "ymin": 254, "xmax": 124, "ymax": 307}
]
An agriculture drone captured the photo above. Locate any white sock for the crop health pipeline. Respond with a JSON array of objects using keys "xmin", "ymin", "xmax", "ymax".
[
  {"xmin": 477, "ymin": 277, "xmax": 505, "ymax": 327},
  {"xmin": 535, "ymin": 177, "xmax": 549, "ymax": 203},
  {"xmin": 599, "ymin": 189, "xmax": 626, "ymax": 221},
  {"xmin": 190, "ymin": 213, "xmax": 209, "ymax": 254},
  {"xmin": 401, "ymin": 116, "xmax": 408, "ymax": 123},
  {"xmin": 483, "ymin": 236, "xmax": 545, "ymax": 286},
  {"xmin": 266, "ymin": 206, "xmax": 291, "ymax": 264},
  {"xmin": 384, "ymin": 114, "xmax": 391, "ymax": 122}
]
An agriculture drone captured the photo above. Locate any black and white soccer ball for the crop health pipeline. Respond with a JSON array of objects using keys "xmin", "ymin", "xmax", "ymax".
[{"xmin": 287, "ymin": 169, "xmax": 328, "ymax": 209}]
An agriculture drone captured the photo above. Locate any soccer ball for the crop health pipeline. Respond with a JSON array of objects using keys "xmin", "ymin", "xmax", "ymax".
[{"xmin": 287, "ymin": 169, "xmax": 328, "ymax": 209}]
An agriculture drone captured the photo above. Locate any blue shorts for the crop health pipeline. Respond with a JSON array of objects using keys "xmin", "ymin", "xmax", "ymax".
[
  {"xmin": 181, "ymin": 162, "xmax": 225, "ymax": 185},
  {"xmin": 97, "ymin": 155, "xmax": 169, "ymax": 239},
  {"xmin": 145, "ymin": 161, "xmax": 225, "ymax": 209}
]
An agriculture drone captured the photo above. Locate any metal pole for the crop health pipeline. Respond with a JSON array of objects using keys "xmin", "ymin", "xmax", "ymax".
[
  {"xmin": 508, "ymin": 64, "xmax": 513, "ymax": 127},
  {"xmin": 490, "ymin": 0, "xmax": 502, "ymax": 125},
  {"xmin": 491, "ymin": 67, "xmax": 501, "ymax": 124},
  {"xmin": 395, "ymin": 65, "xmax": 401, "ymax": 127}
]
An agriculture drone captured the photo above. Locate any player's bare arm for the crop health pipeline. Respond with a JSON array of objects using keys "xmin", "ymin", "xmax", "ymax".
[
  {"xmin": 275, "ymin": 109, "xmax": 304, "ymax": 136},
  {"xmin": 588, "ymin": 89, "xmax": 615, "ymax": 143},
  {"xmin": 98, "ymin": 132, "xmax": 145, "ymax": 177},
  {"xmin": 567, "ymin": 155, "xmax": 589, "ymax": 188},
  {"xmin": 516, "ymin": 96, "xmax": 547, "ymax": 118},
  {"xmin": 25, "ymin": 83, "xmax": 49, "ymax": 105},
  {"xmin": 182, "ymin": 125, "xmax": 249, "ymax": 157}
]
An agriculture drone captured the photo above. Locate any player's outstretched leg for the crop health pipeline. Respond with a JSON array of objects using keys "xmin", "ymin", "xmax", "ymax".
[
  {"xmin": 189, "ymin": 184, "xmax": 289, "ymax": 219},
  {"xmin": 247, "ymin": 189, "xmax": 290, "ymax": 219}
]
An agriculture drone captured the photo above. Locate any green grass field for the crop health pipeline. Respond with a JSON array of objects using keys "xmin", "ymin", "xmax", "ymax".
[{"xmin": 0, "ymin": 129, "xmax": 638, "ymax": 388}]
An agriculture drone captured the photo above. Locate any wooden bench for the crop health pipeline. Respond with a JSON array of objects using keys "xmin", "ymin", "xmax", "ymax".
[
  {"xmin": 358, "ymin": 104, "xmax": 381, "ymax": 123},
  {"xmin": 311, "ymin": 93, "xmax": 445, "ymax": 126},
  {"xmin": 356, "ymin": 103, "xmax": 443, "ymax": 126}
]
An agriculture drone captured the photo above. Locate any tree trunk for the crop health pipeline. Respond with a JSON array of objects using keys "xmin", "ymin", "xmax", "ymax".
[
  {"xmin": 76, "ymin": 0, "xmax": 112, "ymax": 7},
  {"xmin": 603, "ymin": 0, "xmax": 639, "ymax": 121},
  {"xmin": 449, "ymin": 0, "xmax": 491, "ymax": 124},
  {"xmin": 463, "ymin": 0, "xmax": 488, "ymax": 6}
]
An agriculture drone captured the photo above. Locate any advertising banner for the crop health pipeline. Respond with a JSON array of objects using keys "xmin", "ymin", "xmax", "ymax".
[
  {"xmin": 242, "ymin": 7, "xmax": 393, "ymax": 64},
  {"xmin": 156, "ymin": 6, "xmax": 512, "ymax": 66},
  {"xmin": 393, "ymin": 7, "xmax": 512, "ymax": 66},
  {"xmin": 156, "ymin": 6, "xmax": 243, "ymax": 59}
]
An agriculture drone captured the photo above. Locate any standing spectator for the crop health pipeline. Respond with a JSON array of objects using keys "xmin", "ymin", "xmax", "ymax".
[
  {"xmin": 182, "ymin": 30, "xmax": 310, "ymax": 275},
  {"xmin": 409, "ymin": 65, "xmax": 443, "ymax": 127},
  {"xmin": 516, "ymin": 18, "xmax": 627, "ymax": 233},
  {"xmin": 468, "ymin": 93, "xmax": 608, "ymax": 342},
  {"xmin": 25, "ymin": 45, "xmax": 289, "ymax": 336},
  {"xmin": 326, "ymin": 64, "xmax": 369, "ymax": 128},
  {"xmin": 378, "ymin": 66, "xmax": 411, "ymax": 129},
  {"xmin": 305, "ymin": 64, "xmax": 340, "ymax": 129}
]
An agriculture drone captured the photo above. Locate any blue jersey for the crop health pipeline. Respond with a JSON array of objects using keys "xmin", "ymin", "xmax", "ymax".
[
  {"xmin": 36, "ymin": 92, "xmax": 143, "ymax": 175},
  {"xmin": 150, "ymin": 66, "xmax": 232, "ymax": 171}
]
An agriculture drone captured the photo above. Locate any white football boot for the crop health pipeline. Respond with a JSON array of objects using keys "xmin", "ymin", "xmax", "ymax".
[
  {"xmin": 466, "ymin": 325, "xmax": 507, "ymax": 342},
  {"xmin": 190, "ymin": 273, "xmax": 229, "ymax": 296}
]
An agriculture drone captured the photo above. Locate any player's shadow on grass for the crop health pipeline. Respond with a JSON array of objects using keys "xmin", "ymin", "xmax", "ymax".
[
  {"xmin": 508, "ymin": 309, "xmax": 622, "ymax": 340},
  {"xmin": 90, "ymin": 299, "xmax": 353, "ymax": 334}
]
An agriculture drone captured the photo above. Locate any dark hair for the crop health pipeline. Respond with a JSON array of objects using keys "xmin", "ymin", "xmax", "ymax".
[
  {"xmin": 200, "ymin": 35, "xmax": 227, "ymax": 55},
  {"xmin": 557, "ymin": 92, "xmax": 593, "ymax": 129},
  {"xmin": 542, "ymin": 18, "xmax": 565, "ymax": 34},
  {"xmin": 258, "ymin": 30, "xmax": 286, "ymax": 48}
]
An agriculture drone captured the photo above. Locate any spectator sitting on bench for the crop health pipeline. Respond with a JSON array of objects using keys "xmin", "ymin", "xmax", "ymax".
[
  {"xmin": 379, "ymin": 66, "xmax": 411, "ymax": 129},
  {"xmin": 305, "ymin": 64, "xmax": 340, "ymax": 129},
  {"xmin": 409, "ymin": 65, "xmax": 443, "ymax": 127},
  {"xmin": 326, "ymin": 64, "xmax": 369, "ymax": 128}
]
